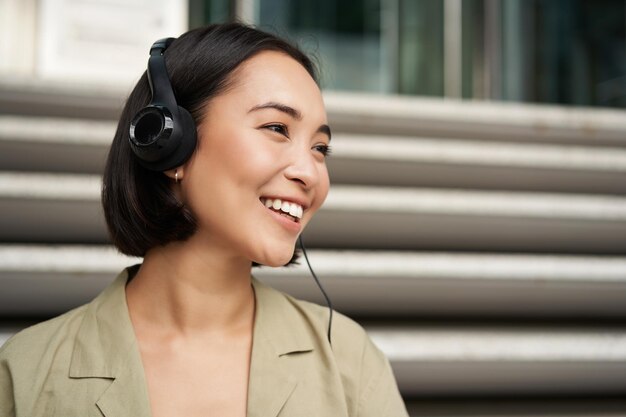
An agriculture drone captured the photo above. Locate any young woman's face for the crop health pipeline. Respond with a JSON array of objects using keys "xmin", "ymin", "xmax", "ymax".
[{"xmin": 180, "ymin": 51, "xmax": 331, "ymax": 266}]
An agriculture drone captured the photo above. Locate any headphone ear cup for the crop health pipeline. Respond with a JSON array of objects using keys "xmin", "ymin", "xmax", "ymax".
[
  {"xmin": 128, "ymin": 105, "xmax": 196, "ymax": 172},
  {"xmin": 162, "ymin": 106, "xmax": 197, "ymax": 170}
]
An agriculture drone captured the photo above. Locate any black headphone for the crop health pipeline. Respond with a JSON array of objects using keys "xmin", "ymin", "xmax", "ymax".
[{"xmin": 128, "ymin": 38, "xmax": 197, "ymax": 171}]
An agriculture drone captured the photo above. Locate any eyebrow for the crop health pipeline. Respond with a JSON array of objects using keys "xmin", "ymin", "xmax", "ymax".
[{"xmin": 248, "ymin": 101, "xmax": 332, "ymax": 141}]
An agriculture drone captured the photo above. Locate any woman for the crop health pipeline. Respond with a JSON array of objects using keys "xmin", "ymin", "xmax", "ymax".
[{"xmin": 0, "ymin": 23, "xmax": 408, "ymax": 416}]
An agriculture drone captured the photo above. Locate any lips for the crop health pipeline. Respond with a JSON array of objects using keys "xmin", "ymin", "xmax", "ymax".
[{"xmin": 260, "ymin": 197, "xmax": 303, "ymax": 223}]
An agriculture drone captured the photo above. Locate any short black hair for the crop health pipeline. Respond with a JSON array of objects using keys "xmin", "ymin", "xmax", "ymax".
[{"xmin": 102, "ymin": 22, "xmax": 318, "ymax": 264}]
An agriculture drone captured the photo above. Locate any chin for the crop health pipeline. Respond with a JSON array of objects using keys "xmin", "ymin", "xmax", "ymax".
[{"xmin": 253, "ymin": 245, "xmax": 296, "ymax": 267}]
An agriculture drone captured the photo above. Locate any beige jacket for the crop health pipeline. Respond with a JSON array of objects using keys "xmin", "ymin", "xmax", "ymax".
[{"xmin": 0, "ymin": 267, "xmax": 408, "ymax": 417}]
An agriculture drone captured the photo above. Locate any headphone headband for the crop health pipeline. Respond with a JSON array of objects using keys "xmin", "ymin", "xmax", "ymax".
[
  {"xmin": 147, "ymin": 38, "xmax": 178, "ymax": 109},
  {"xmin": 128, "ymin": 37, "xmax": 198, "ymax": 172},
  {"xmin": 150, "ymin": 37, "xmax": 175, "ymax": 54}
]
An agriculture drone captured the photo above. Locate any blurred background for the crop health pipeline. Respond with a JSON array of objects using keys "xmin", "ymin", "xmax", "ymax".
[{"xmin": 1, "ymin": 0, "xmax": 626, "ymax": 415}]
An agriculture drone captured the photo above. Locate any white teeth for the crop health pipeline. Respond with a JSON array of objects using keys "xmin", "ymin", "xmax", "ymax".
[{"xmin": 262, "ymin": 197, "xmax": 304, "ymax": 219}]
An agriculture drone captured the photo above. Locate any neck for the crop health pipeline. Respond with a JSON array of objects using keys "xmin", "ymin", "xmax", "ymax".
[{"xmin": 125, "ymin": 234, "xmax": 255, "ymax": 339}]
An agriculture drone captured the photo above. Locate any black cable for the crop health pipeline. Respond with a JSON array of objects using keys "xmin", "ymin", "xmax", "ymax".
[{"xmin": 298, "ymin": 235, "xmax": 333, "ymax": 345}]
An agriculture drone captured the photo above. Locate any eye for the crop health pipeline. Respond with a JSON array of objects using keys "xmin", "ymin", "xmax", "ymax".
[
  {"xmin": 313, "ymin": 144, "xmax": 332, "ymax": 157},
  {"xmin": 263, "ymin": 123, "xmax": 289, "ymax": 137}
]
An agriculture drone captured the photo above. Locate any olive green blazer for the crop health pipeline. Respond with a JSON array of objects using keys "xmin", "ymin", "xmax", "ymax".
[{"xmin": 0, "ymin": 268, "xmax": 408, "ymax": 417}]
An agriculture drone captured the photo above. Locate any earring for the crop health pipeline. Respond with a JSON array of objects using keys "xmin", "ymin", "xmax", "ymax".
[{"xmin": 175, "ymin": 169, "xmax": 179, "ymax": 183}]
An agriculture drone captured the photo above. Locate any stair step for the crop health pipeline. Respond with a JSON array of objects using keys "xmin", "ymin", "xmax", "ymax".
[
  {"xmin": 3, "ymin": 115, "xmax": 626, "ymax": 194},
  {"xmin": 403, "ymin": 398, "xmax": 626, "ymax": 417},
  {"xmin": 329, "ymin": 134, "xmax": 626, "ymax": 194},
  {"xmin": 2, "ymin": 245, "xmax": 626, "ymax": 318},
  {"xmin": 0, "ymin": 115, "xmax": 114, "ymax": 173},
  {"xmin": 2, "ymin": 172, "xmax": 626, "ymax": 252},
  {"xmin": 0, "ymin": 76, "xmax": 124, "ymax": 120},
  {"xmin": 2, "ymin": 318, "xmax": 625, "ymax": 397},
  {"xmin": 312, "ymin": 185, "xmax": 626, "ymax": 253},
  {"xmin": 325, "ymin": 91, "xmax": 626, "ymax": 146},
  {"xmin": 0, "ymin": 172, "xmax": 104, "ymax": 242},
  {"xmin": 2, "ymin": 78, "xmax": 626, "ymax": 146},
  {"xmin": 370, "ymin": 324, "xmax": 626, "ymax": 397}
]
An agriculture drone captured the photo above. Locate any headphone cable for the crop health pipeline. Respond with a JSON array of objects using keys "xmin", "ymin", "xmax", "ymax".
[{"xmin": 298, "ymin": 235, "xmax": 333, "ymax": 346}]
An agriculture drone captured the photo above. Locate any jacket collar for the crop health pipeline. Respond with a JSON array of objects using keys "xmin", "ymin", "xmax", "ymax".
[
  {"xmin": 246, "ymin": 278, "xmax": 315, "ymax": 416},
  {"xmin": 67, "ymin": 266, "xmax": 315, "ymax": 417},
  {"xmin": 69, "ymin": 265, "xmax": 152, "ymax": 416},
  {"xmin": 250, "ymin": 277, "xmax": 315, "ymax": 356},
  {"xmin": 69, "ymin": 266, "xmax": 139, "ymax": 379}
]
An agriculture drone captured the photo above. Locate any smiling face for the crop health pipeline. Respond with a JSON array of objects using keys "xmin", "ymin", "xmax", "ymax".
[{"xmin": 177, "ymin": 51, "xmax": 331, "ymax": 267}]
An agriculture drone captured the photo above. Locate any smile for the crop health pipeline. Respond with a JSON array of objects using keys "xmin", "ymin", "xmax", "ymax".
[{"xmin": 260, "ymin": 197, "xmax": 303, "ymax": 223}]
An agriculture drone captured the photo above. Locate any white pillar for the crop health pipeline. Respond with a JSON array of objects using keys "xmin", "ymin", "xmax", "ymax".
[{"xmin": 0, "ymin": 0, "xmax": 37, "ymax": 76}]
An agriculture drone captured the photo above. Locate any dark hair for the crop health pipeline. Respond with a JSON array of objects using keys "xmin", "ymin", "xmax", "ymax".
[{"xmin": 102, "ymin": 22, "xmax": 318, "ymax": 264}]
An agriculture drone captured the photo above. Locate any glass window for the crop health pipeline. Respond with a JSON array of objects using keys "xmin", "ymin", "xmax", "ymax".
[
  {"xmin": 258, "ymin": 0, "xmax": 388, "ymax": 92},
  {"xmin": 398, "ymin": 0, "xmax": 444, "ymax": 96},
  {"xmin": 190, "ymin": 0, "xmax": 626, "ymax": 108},
  {"xmin": 189, "ymin": 0, "xmax": 231, "ymax": 27}
]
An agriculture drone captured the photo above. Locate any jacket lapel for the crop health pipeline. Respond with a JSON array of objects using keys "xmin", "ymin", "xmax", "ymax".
[
  {"xmin": 95, "ymin": 368, "xmax": 151, "ymax": 417},
  {"xmin": 246, "ymin": 278, "xmax": 315, "ymax": 417},
  {"xmin": 246, "ymin": 332, "xmax": 299, "ymax": 417},
  {"xmin": 69, "ymin": 266, "xmax": 152, "ymax": 417}
]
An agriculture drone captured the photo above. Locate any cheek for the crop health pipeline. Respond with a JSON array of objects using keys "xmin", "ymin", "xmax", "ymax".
[
  {"xmin": 207, "ymin": 129, "xmax": 279, "ymax": 183},
  {"xmin": 193, "ymin": 135, "xmax": 254, "ymax": 186},
  {"xmin": 182, "ymin": 129, "xmax": 280, "ymax": 219}
]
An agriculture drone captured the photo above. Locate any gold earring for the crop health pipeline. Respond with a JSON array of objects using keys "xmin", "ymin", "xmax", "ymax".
[{"xmin": 175, "ymin": 170, "xmax": 179, "ymax": 183}]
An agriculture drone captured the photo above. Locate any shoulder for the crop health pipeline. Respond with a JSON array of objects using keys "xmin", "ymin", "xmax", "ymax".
[
  {"xmin": 253, "ymin": 279, "xmax": 408, "ymax": 416},
  {"xmin": 0, "ymin": 305, "xmax": 87, "ymax": 358},
  {"xmin": 0, "ymin": 304, "xmax": 88, "ymax": 361},
  {"xmin": 0, "ymin": 269, "xmax": 132, "ymax": 416},
  {"xmin": 287, "ymin": 295, "xmax": 408, "ymax": 416},
  {"xmin": 0, "ymin": 305, "xmax": 89, "ymax": 417},
  {"xmin": 1, "ymin": 267, "xmax": 132, "ymax": 364},
  {"xmin": 253, "ymin": 277, "xmax": 370, "ymax": 354},
  {"xmin": 285, "ymin": 292, "xmax": 377, "ymax": 365}
]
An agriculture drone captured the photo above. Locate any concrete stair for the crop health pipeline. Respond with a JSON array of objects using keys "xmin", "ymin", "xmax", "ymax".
[
  {"xmin": 3, "ymin": 245, "xmax": 626, "ymax": 318},
  {"xmin": 1, "ymin": 78, "xmax": 626, "ymax": 415}
]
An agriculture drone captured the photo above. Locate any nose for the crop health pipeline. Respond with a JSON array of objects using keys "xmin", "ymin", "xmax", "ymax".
[{"xmin": 283, "ymin": 146, "xmax": 319, "ymax": 189}]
